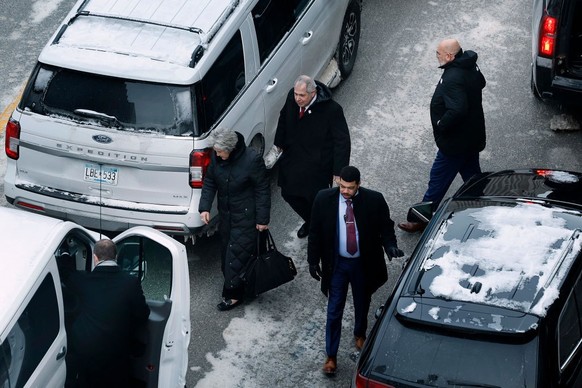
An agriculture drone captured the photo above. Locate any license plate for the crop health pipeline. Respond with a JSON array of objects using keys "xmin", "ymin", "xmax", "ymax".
[{"xmin": 84, "ymin": 164, "xmax": 119, "ymax": 186}]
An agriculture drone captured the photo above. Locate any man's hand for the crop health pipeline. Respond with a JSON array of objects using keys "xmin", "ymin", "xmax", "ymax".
[
  {"xmin": 200, "ymin": 211, "xmax": 210, "ymax": 224},
  {"xmin": 256, "ymin": 224, "xmax": 269, "ymax": 231},
  {"xmin": 386, "ymin": 246, "xmax": 404, "ymax": 261},
  {"xmin": 309, "ymin": 264, "xmax": 322, "ymax": 281}
]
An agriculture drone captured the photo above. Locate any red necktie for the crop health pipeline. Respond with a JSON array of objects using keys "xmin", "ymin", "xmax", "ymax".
[
  {"xmin": 299, "ymin": 107, "xmax": 305, "ymax": 119},
  {"xmin": 345, "ymin": 199, "xmax": 357, "ymax": 255}
]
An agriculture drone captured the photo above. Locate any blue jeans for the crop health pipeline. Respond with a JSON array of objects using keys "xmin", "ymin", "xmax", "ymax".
[
  {"xmin": 422, "ymin": 150, "xmax": 481, "ymax": 208},
  {"xmin": 326, "ymin": 256, "xmax": 370, "ymax": 357}
]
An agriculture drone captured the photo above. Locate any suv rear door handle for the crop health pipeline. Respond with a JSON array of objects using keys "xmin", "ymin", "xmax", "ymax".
[
  {"xmin": 301, "ymin": 31, "xmax": 313, "ymax": 45},
  {"xmin": 56, "ymin": 346, "xmax": 67, "ymax": 360},
  {"xmin": 266, "ymin": 78, "xmax": 278, "ymax": 93}
]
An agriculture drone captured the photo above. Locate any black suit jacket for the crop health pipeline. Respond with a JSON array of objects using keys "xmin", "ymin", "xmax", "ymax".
[
  {"xmin": 308, "ymin": 187, "xmax": 398, "ymax": 296},
  {"xmin": 66, "ymin": 265, "xmax": 150, "ymax": 363}
]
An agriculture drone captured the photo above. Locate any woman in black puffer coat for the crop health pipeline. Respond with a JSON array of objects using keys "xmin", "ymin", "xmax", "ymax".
[{"xmin": 199, "ymin": 128, "xmax": 271, "ymax": 311}]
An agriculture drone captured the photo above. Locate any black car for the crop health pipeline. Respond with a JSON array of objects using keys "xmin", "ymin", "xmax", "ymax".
[
  {"xmin": 531, "ymin": 0, "xmax": 582, "ymax": 104},
  {"xmin": 354, "ymin": 169, "xmax": 582, "ymax": 387}
]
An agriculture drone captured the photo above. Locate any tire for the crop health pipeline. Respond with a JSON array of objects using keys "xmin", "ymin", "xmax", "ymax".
[
  {"xmin": 337, "ymin": 1, "xmax": 361, "ymax": 79},
  {"xmin": 249, "ymin": 135, "xmax": 265, "ymax": 157}
]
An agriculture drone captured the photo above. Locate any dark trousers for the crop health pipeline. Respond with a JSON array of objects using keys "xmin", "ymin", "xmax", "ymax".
[
  {"xmin": 281, "ymin": 193, "xmax": 313, "ymax": 224},
  {"xmin": 423, "ymin": 150, "xmax": 481, "ymax": 209},
  {"xmin": 326, "ymin": 256, "xmax": 370, "ymax": 357}
]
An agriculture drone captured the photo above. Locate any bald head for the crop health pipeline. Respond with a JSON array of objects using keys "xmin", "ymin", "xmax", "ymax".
[{"xmin": 436, "ymin": 39, "xmax": 461, "ymax": 66}]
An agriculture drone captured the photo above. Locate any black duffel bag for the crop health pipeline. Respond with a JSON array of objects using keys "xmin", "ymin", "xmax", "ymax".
[{"xmin": 241, "ymin": 230, "xmax": 297, "ymax": 297}]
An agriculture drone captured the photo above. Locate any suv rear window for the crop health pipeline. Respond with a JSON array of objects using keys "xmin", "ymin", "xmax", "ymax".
[{"xmin": 21, "ymin": 65, "xmax": 196, "ymax": 136}]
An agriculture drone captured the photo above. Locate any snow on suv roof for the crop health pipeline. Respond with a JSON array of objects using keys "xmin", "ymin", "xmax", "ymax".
[
  {"xmin": 38, "ymin": 0, "xmax": 238, "ymax": 82},
  {"xmin": 405, "ymin": 200, "xmax": 582, "ymax": 320}
]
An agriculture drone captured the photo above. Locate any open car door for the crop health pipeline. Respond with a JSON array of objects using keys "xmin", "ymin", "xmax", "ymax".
[{"xmin": 113, "ymin": 227, "xmax": 190, "ymax": 388}]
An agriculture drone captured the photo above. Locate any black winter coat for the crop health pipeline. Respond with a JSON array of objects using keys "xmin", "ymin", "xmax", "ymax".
[
  {"xmin": 308, "ymin": 187, "xmax": 399, "ymax": 296},
  {"xmin": 274, "ymin": 81, "xmax": 350, "ymax": 199},
  {"xmin": 430, "ymin": 49, "xmax": 486, "ymax": 156},
  {"xmin": 198, "ymin": 133, "xmax": 271, "ymax": 289}
]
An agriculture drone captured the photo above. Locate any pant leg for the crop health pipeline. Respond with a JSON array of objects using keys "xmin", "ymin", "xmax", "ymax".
[
  {"xmin": 349, "ymin": 259, "xmax": 370, "ymax": 339},
  {"xmin": 326, "ymin": 258, "xmax": 350, "ymax": 357},
  {"xmin": 281, "ymin": 193, "xmax": 312, "ymax": 223},
  {"xmin": 422, "ymin": 150, "xmax": 463, "ymax": 208},
  {"xmin": 459, "ymin": 152, "xmax": 482, "ymax": 182}
]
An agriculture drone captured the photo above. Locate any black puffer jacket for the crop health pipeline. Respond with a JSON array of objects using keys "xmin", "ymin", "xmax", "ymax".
[
  {"xmin": 430, "ymin": 49, "xmax": 486, "ymax": 156},
  {"xmin": 198, "ymin": 133, "xmax": 270, "ymax": 289}
]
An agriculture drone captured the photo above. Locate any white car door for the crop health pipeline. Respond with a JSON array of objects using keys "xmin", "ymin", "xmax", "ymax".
[{"xmin": 113, "ymin": 227, "xmax": 190, "ymax": 388}]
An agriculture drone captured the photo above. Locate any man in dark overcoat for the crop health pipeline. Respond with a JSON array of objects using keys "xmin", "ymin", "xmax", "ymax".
[
  {"xmin": 199, "ymin": 129, "xmax": 271, "ymax": 311},
  {"xmin": 65, "ymin": 239, "xmax": 150, "ymax": 387},
  {"xmin": 399, "ymin": 38, "xmax": 486, "ymax": 233},
  {"xmin": 274, "ymin": 75, "xmax": 350, "ymax": 238},
  {"xmin": 307, "ymin": 166, "xmax": 404, "ymax": 375}
]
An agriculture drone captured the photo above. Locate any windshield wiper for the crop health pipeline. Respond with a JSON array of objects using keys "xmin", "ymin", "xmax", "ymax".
[
  {"xmin": 447, "ymin": 380, "xmax": 501, "ymax": 388},
  {"xmin": 74, "ymin": 109, "xmax": 122, "ymax": 128}
]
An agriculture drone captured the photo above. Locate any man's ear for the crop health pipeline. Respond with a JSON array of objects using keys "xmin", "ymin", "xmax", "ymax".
[{"xmin": 92, "ymin": 253, "xmax": 99, "ymax": 266}]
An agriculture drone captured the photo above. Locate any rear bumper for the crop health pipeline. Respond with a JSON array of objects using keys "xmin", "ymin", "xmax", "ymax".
[{"xmin": 534, "ymin": 57, "xmax": 582, "ymax": 104}]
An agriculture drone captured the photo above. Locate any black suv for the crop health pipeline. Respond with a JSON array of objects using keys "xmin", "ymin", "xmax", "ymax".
[
  {"xmin": 354, "ymin": 169, "xmax": 582, "ymax": 387},
  {"xmin": 531, "ymin": 0, "xmax": 582, "ymax": 104}
]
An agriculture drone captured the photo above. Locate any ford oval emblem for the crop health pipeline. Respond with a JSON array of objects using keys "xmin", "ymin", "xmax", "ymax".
[{"xmin": 92, "ymin": 134, "xmax": 113, "ymax": 144}]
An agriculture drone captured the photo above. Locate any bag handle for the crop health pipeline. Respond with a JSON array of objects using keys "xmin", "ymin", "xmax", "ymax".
[{"xmin": 256, "ymin": 229, "xmax": 276, "ymax": 256}]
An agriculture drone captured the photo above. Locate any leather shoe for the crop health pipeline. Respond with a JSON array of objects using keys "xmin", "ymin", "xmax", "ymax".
[
  {"xmin": 217, "ymin": 299, "xmax": 243, "ymax": 311},
  {"xmin": 355, "ymin": 336, "xmax": 366, "ymax": 351},
  {"xmin": 398, "ymin": 221, "xmax": 427, "ymax": 233},
  {"xmin": 322, "ymin": 356, "xmax": 337, "ymax": 375},
  {"xmin": 297, "ymin": 222, "xmax": 309, "ymax": 238}
]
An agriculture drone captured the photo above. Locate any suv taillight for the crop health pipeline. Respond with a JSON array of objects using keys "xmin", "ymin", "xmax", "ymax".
[
  {"xmin": 5, "ymin": 119, "xmax": 21, "ymax": 160},
  {"xmin": 354, "ymin": 372, "xmax": 395, "ymax": 388},
  {"xmin": 540, "ymin": 15, "xmax": 557, "ymax": 57},
  {"xmin": 189, "ymin": 148, "xmax": 212, "ymax": 188}
]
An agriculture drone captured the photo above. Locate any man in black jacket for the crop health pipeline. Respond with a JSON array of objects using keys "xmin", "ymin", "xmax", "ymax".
[
  {"xmin": 65, "ymin": 239, "xmax": 150, "ymax": 388},
  {"xmin": 399, "ymin": 38, "xmax": 486, "ymax": 233},
  {"xmin": 308, "ymin": 166, "xmax": 404, "ymax": 375},
  {"xmin": 274, "ymin": 75, "xmax": 351, "ymax": 238}
]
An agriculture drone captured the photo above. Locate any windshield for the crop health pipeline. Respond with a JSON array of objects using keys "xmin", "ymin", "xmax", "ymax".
[{"xmin": 22, "ymin": 64, "xmax": 197, "ymax": 136}]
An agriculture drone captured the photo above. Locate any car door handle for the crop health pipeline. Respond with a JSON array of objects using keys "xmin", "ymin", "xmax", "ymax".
[
  {"xmin": 265, "ymin": 78, "xmax": 278, "ymax": 93},
  {"xmin": 56, "ymin": 346, "xmax": 67, "ymax": 360},
  {"xmin": 301, "ymin": 30, "xmax": 313, "ymax": 45}
]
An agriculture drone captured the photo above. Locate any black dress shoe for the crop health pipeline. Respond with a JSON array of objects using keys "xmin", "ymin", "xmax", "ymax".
[
  {"xmin": 217, "ymin": 299, "xmax": 243, "ymax": 311},
  {"xmin": 297, "ymin": 222, "xmax": 309, "ymax": 238}
]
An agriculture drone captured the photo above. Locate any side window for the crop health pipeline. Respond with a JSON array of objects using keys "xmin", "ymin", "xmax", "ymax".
[
  {"xmin": 0, "ymin": 274, "xmax": 59, "ymax": 388},
  {"xmin": 116, "ymin": 236, "xmax": 173, "ymax": 301},
  {"xmin": 252, "ymin": 0, "xmax": 300, "ymax": 63},
  {"xmin": 559, "ymin": 290, "xmax": 582, "ymax": 370},
  {"xmin": 197, "ymin": 31, "xmax": 245, "ymax": 133}
]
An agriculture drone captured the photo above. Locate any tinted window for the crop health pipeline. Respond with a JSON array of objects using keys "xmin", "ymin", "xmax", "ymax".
[
  {"xmin": 252, "ymin": 0, "xmax": 307, "ymax": 63},
  {"xmin": 559, "ymin": 291, "xmax": 582, "ymax": 369},
  {"xmin": 116, "ymin": 236, "xmax": 173, "ymax": 301},
  {"xmin": 196, "ymin": 31, "xmax": 245, "ymax": 133},
  {"xmin": 22, "ymin": 65, "xmax": 195, "ymax": 136},
  {"xmin": 0, "ymin": 274, "xmax": 59, "ymax": 388}
]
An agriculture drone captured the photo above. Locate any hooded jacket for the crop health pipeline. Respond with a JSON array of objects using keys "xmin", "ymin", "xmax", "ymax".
[{"xmin": 430, "ymin": 49, "xmax": 486, "ymax": 156}]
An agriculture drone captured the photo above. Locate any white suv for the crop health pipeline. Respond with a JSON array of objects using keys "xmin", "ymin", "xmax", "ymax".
[{"xmin": 3, "ymin": 0, "xmax": 362, "ymax": 237}]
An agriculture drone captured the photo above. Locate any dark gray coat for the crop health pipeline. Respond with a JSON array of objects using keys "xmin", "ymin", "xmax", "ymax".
[
  {"xmin": 274, "ymin": 81, "xmax": 350, "ymax": 200},
  {"xmin": 430, "ymin": 49, "xmax": 486, "ymax": 156},
  {"xmin": 198, "ymin": 133, "xmax": 271, "ymax": 289},
  {"xmin": 308, "ymin": 187, "xmax": 399, "ymax": 296}
]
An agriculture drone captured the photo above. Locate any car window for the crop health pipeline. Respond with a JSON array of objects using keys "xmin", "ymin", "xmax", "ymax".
[
  {"xmin": 116, "ymin": 236, "xmax": 173, "ymax": 301},
  {"xmin": 196, "ymin": 31, "xmax": 245, "ymax": 133},
  {"xmin": 0, "ymin": 274, "xmax": 59, "ymax": 388},
  {"xmin": 21, "ymin": 64, "xmax": 195, "ymax": 136},
  {"xmin": 559, "ymin": 290, "xmax": 582, "ymax": 370},
  {"xmin": 251, "ymin": 0, "xmax": 308, "ymax": 63}
]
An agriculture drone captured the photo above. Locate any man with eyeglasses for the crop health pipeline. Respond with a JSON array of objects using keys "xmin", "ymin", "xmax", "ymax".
[{"xmin": 399, "ymin": 38, "xmax": 487, "ymax": 233}]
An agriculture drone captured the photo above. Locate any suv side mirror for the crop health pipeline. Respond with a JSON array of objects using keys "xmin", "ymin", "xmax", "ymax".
[{"xmin": 407, "ymin": 202, "xmax": 433, "ymax": 223}]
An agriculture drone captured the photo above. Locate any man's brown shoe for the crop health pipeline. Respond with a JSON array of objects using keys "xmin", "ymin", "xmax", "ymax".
[
  {"xmin": 322, "ymin": 356, "xmax": 337, "ymax": 375},
  {"xmin": 355, "ymin": 336, "xmax": 366, "ymax": 351},
  {"xmin": 398, "ymin": 221, "xmax": 427, "ymax": 233}
]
